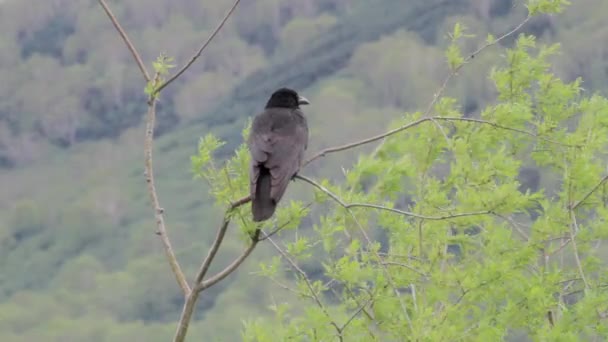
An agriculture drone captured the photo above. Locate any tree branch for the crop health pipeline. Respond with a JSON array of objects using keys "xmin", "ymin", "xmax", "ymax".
[
  {"xmin": 97, "ymin": 0, "xmax": 151, "ymax": 82},
  {"xmin": 156, "ymin": 0, "xmax": 242, "ymax": 94},
  {"xmin": 303, "ymin": 116, "xmax": 570, "ymax": 167},
  {"xmin": 295, "ymin": 174, "xmax": 492, "ymax": 221},
  {"xmin": 194, "ymin": 210, "xmax": 232, "ymax": 285},
  {"xmin": 262, "ymin": 231, "xmax": 343, "ymax": 339},
  {"xmin": 173, "ymin": 199, "xmax": 255, "ymax": 342},
  {"xmin": 144, "ymin": 90, "xmax": 191, "ymax": 296},
  {"xmin": 340, "ymin": 295, "xmax": 375, "ymax": 333},
  {"xmin": 569, "ymin": 209, "xmax": 589, "ymax": 290},
  {"xmin": 434, "ymin": 117, "xmax": 572, "ymax": 146},
  {"xmin": 100, "ymin": 0, "xmax": 252, "ymax": 340},
  {"xmin": 198, "ymin": 237, "xmax": 258, "ymax": 292},
  {"xmin": 571, "ymin": 174, "xmax": 608, "ymax": 210},
  {"xmin": 348, "ymin": 202, "xmax": 492, "ymax": 221},
  {"xmin": 303, "ymin": 118, "xmax": 429, "ymax": 167}
]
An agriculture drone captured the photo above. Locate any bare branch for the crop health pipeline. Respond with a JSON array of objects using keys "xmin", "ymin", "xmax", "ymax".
[
  {"xmin": 198, "ymin": 239, "xmax": 258, "ymax": 292},
  {"xmin": 194, "ymin": 211, "xmax": 231, "ymax": 284},
  {"xmin": 97, "ymin": 0, "xmax": 151, "ymax": 82},
  {"xmin": 173, "ymin": 199, "xmax": 256, "ymax": 341},
  {"xmin": 295, "ymin": 174, "xmax": 492, "ymax": 221},
  {"xmin": 173, "ymin": 243, "xmax": 256, "ymax": 342},
  {"xmin": 348, "ymin": 203, "xmax": 492, "ymax": 221},
  {"xmin": 144, "ymin": 91, "xmax": 190, "ymax": 296},
  {"xmin": 156, "ymin": 0, "xmax": 242, "ymax": 93},
  {"xmin": 434, "ymin": 117, "xmax": 573, "ymax": 147},
  {"xmin": 303, "ymin": 118, "xmax": 429, "ymax": 167},
  {"xmin": 231, "ymin": 195, "xmax": 252, "ymax": 208},
  {"xmin": 303, "ymin": 116, "xmax": 571, "ymax": 168},
  {"xmin": 173, "ymin": 291, "xmax": 199, "ymax": 342}
]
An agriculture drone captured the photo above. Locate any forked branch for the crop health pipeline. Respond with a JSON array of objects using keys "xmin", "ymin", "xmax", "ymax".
[{"xmin": 98, "ymin": 1, "xmax": 247, "ymax": 341}]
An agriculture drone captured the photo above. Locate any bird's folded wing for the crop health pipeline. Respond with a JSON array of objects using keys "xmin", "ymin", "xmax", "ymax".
[{"xmin": 250, "ymin": 124, "xmax": 307, "ymax": 202}]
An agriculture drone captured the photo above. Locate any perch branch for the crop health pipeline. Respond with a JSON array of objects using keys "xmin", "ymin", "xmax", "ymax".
[
  {"xmin": 295, "ymin": 175, "xmax": 492, "ymax": 221},
  {"xmin": 174, "ymin": 199, "xmax": 255, "ymax": 342},
  {"xmin": 303, "ymin": 116, "xmax": 570, "ymax": 167}
]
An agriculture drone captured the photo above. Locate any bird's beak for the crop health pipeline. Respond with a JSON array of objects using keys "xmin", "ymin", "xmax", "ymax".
[{"xmin": 298, "ymin": 95, "xmax": 310, "ymax": 106}]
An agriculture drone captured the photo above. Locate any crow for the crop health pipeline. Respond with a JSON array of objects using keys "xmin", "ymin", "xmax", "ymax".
[{"xmin": 248, "ymin": 88, "xmax": 310, "ymax": 222}]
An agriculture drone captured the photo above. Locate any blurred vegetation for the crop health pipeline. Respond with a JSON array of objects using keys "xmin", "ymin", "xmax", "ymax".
[{"xmin": 0, "ymin": 0, "xmax": 606, "ymax": 340}]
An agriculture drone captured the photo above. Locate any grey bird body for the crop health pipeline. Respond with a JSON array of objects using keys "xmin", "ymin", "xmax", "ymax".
[{"xmin": 248, "ymin": 88, "xmax": 309, "ymax": 221}]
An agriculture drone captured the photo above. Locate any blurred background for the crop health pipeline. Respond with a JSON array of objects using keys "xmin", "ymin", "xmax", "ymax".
[{"xmin": 0, "ymin": 0, "xmax": 606, "ymax": 340}]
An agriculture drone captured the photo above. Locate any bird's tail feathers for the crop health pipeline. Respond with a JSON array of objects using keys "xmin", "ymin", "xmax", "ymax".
[{"xmin": 252, "ymin": 167, "xmax": 276, "ymax": 222}]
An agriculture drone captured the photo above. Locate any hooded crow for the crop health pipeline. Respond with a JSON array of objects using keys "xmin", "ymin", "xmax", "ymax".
[{"xmin": 248, "ymin": 88, "xmax": 310, "ymax": 222}]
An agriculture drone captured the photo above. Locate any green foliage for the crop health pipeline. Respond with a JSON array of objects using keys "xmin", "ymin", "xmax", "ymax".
[
  {"xmin": 239, "ymin": 30, "xmax": 608, "ymax": 342},
  {"xmin": 527, "ymin": 0, "xmax": 572, "ymax": 15},
  {"xmin": 145, "ymin": 54, "xmax": 176, "ymax": 99}
]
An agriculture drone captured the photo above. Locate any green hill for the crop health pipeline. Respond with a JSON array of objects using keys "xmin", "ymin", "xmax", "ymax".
[{"xmin": 0, "ymin": 0, "xmax": 607, "ymax": 340}]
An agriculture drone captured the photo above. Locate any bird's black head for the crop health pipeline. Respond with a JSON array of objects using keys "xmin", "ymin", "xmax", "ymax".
[{"xmin": 265, "ymin": 88, "xmax": 310, "ymax": 109}]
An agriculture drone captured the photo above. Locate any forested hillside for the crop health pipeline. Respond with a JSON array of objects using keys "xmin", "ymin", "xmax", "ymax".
[{"xmin": 0, "ymin": 0, "xmax": 607, "ymax": 340}]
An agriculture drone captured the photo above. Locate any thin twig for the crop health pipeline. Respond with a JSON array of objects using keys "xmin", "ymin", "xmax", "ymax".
[
  {"xmin": 343, "ymin": 285, "xmax": 376, "ymax": 322},
  {"xmin": 257, "ymin": 202, "xmax": 313, "ymax": 241},
  {"xmin": 144, "ymin": 84, "xmax": 190, "ymax": 296},
  {"xmin": 303, "ymin": 118, "xmax": 429, "ymax": 167},
  {"xmin": 382, "ymin": 261, "xmax": 428, "ymax": 277},
  {"xmin": 156, "ymin": 0, "xmax": 241, "ymax": 93},
  {"xmin": 346, "ymin": 206, "xmax": 413, "ymax": 330},
  {"xmin": 569, "ymin": 209, "xmax": 589, "ymax": 290},
  {"xmin": 295, "ymin": 175, "xmax": 491, "ymax": 221},
  {"xmin": 263, "ymin": 231, "xmax": 343, "ymax": 338},
  {"xmin": 294, "ymin": 174, "xmax": 414, "ymax": 328},
  {"xmin": 303, "ymin": 116, "xmax": 571, "ymax": 167},
  {"xmin": 366, "ymin": 15, "xmax": 533, "ymax": 160},
  {"xmin": 491, "ymin": 213, "xmax": 530, "ymax": 241},
  {"xmin": 97, "ymin": 0, "xmax": 151, "ymax": 82},
  {"xmin": 425, "ymin": 14, "xmax": 531, "ymax": 117},
  {"xmin": 434, "ymin": 117, "xmax": 571, "ymax": 146},
  {"xmin": 268, "ymin": 277, "xmax": 314, "ymax": 298},
  {"xmin": 340, "ymin": 295, "xmax": 375, "ymax": 333},
  {"xmin": 348, "ymin": 202, "xmax": 492, "ymax": 221},
  {"xmin": 571, "ymin": 175, "xmax": 608, "ymax": 210}
]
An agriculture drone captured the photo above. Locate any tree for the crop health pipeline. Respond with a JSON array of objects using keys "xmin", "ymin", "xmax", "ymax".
[{"xmin": 99, "ymin": 0, "xmax": 608, "ymax": 340}]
